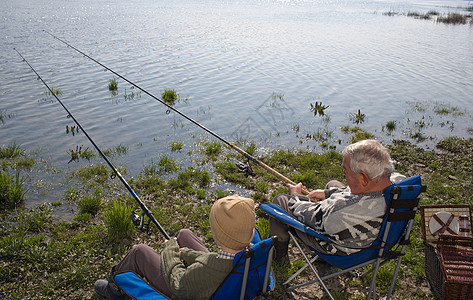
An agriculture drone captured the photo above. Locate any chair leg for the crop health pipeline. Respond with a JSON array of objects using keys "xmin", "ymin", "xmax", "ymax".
[
  {"xmin": 386, "ymin": 253, "xmax": 404, "ymax": 299},
  {"xmin": 367, "ymin": 258, "xmax": 382, "ymax": 300},
  {"xmin": 283, "ymin": 255, "xmax": 318, "ymax": 286},
  {"xmin": 288, "ymin": 231, "xmax": 335, "ymax": 300}
]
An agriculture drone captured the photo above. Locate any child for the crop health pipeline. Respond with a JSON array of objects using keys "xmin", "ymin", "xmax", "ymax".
[{"xmin": 94, "ymin": 195, "xmax": 255, "ymax": 299}]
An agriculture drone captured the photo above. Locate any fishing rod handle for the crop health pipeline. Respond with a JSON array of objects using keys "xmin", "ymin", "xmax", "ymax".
[{"xmin": 230, "ymin": 144, "xmax": 310, "ymax": 195}]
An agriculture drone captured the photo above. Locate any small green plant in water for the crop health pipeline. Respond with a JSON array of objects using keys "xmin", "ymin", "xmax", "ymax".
[
  {"xmin": 204, "ymin": 142, "xmax": 222, "ymax": 158},
  {"xmin": 437, "ymin": 13, "xmax": 468, "ymax": 24},
  {"xmin": 67, "ymin": 145, "xmax": 94, "ymax": 163},
  {"xmin": 103, "ymin": 201, "xmax": 134, "ymax": 241},
  {"xmin": 0, "ymin": 143, "xmax": 23, "ymax": 159},
  {"xmin": 170, "ymin": 142, "xmax": 183, "ymax": 151},
  {"xmin": 65, "ymin": 125, "xmax": 80, "ymax": 136},
  {"xmin": 108, "ymin": 78, "xmax": 118, "ymax": 91},
  {"xmin": 350, "ymin": 109, "xmax": 366, "ymax": 125},
  {"xmin": 385, "ymin": 121, "xmax": 397, "ymax": 132},
  {"xmin": 46, "ymin": 88, "xmax": 62, "ymax": 96},
  {"xmin": 162, "ymin": 88, "xmax": 178, "ymax": 106},
  {"xmin": 309, "ymin": 101, "xmax": 329, "ymax": 117}
]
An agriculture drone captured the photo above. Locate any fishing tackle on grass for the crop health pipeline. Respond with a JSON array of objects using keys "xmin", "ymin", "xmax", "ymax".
[
  {"xmin": 44, "ymin": 30, "xmax": 309, "ymax": 195},
  {"xmin": 14, "ymin": 48, "xmax": 171, "ymax": 240}
]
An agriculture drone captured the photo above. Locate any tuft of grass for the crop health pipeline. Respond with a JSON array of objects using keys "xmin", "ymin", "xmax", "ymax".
[
  {"xmin": 142, "ymin": 154, "xmax": 180, "ymax": 176},
  {"xmin": 46, "ymin": 88, "xmax": 62, "ymax": 96},
  {"xmin": 385, "ymin": 120, "xmax": 397, "ymax": 132},
  {"xmin": 310, "ymin": 101, "xmax": 329, "ymax": 117},
  {"xmin": 70, "ymin": 164, "xmax": 110, "ymax": 185},
  {"xmin": 161, "ymin": 88, "xmax": 178, "ymax": 106},
  {"xmin": 0, "ymin": 143, "xmax": 24, "ymax": 159},
  {"xmin": 78, "ymin": 191, "xmax": 102, "ymax": 215},
  {"xmin": 433, "ymin": 103, "xmax": 463, "ymax": 116},
  {"xmin": 349, "ymin": 109, "xmax": 366, "ymax": 125},
  {"xmin": 67, "ymin": 146, "xmax": 95, "ymax": 163},
  {"xmin": 350, "ymin": 130, "xmax": 375, "ymax": 143},
  {"xmin": 170, "ymin": 142, "xmax": 183, "ymax": 151},
  {"xmin": 102, "ymin": 201, "xmax": 134, "ymax": 241},
  {"xmin": 169, "ymin": 167, "xmax": 211, "ymax": 194},
  {"xmin": 108, "ymin": 78, "xmax": 118, "ymax": 91},
  {"xmin": 437, "ymin": 13, "xmax": 468, "ymax": 24},
  {"xmin": 256, "ymin": 218, "xmax": 270, "ymax": 239},
  {"xmin": 0, "ymin": 171, "xmax": 26, "ymax": 210},
  {"xmin": 203, "ymin": 142, "xmax": 222, "ymax": 159},
  {"xmin": 103, "ymin": 144, "xmax": 128, "ymax": 157},
  {"xmin": 407, "ymin": 11, "xmax": 432, "ymax": 20}
]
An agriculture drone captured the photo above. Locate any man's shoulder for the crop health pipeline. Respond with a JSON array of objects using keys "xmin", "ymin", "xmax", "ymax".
[{"xmin": 390, "ymin": 172, "xmax": 407, "ymax": 183}]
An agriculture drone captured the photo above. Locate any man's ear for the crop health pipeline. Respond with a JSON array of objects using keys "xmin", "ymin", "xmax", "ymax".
[{"xmin": 360, "ymin": 171, "xmax": 370, "ymax": 186}]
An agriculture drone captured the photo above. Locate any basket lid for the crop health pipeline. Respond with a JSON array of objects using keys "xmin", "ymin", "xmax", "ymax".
[{"xmin": 429, "ymin": 212, "xmax": 459, "ymax": 237}]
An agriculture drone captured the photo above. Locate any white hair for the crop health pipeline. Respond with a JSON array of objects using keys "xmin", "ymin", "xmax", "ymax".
[{"xmin": 342, "ymin": 139, "xmax": 394, "ymax": 181}]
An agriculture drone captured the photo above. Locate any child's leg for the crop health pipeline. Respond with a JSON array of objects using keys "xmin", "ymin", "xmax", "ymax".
[
  {"xmin": 114, "ymin": 244, "xmax": 173, "ymax": 297},
  {"xmin": 176, "ymin": 228, "xmax": 209, "ymax": 252}
]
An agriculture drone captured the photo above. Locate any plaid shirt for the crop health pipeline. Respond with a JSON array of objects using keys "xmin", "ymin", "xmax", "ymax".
[{"xmin": 217, "ymin": 249, "xmax": 235, "ymax": 260}]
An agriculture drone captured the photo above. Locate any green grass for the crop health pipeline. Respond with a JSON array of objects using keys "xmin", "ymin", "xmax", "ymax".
[
  {"xmin": 103, "ymin": 144, "xmax": 128, "ymax": 156},
  {"xmin": 1, "ymin": 125, "xmax": 472, "ymax": 299},
  {"xmin": 103, "ymin": 201, "xmax": 134, "ymax": 241},
  {"xmin": 161, "ymin": 88, "xmax": 178, "ymax": 106},
  {"xmin": 170, "ymin": 142, "xmax": 183, "ymax": 151},
  {"xmin": 385, "ymin": 120, "xmax": 397, "ymax": 132},
  {"xmin": 78, "ymin": 191, "xmax": 102, "ymax": 215},
  {"xmin": 0, "ymin": 171, "xmax": 26, "ymax": 210},
  {"xmin": 0, "ymin": 143, "xmax": 23, "ymax": 159},
  {"xmin": 203, "ymin": 141, "xmax": 222, "ymax": 159},
  {"xmin": 108, "ymin": 78, "xmax": 118, "ymax": 91}
]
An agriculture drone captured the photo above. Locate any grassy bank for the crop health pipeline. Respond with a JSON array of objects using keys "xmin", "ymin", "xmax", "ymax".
[{"xmin": 1, "ymin": 136, "xmax": 472, "ymax": 299}]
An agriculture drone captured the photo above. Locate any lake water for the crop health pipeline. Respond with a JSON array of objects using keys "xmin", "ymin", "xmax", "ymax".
[{"xmin": 1, "ymin": 0, "xmax": 472, "ymax": 211}]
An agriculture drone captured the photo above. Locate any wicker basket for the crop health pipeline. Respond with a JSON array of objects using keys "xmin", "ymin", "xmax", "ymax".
[{"xmin": 420, "ymin": 205, "xmax": 473, "ymax": 300}]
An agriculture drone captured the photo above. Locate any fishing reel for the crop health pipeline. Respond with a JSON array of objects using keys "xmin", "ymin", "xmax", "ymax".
[
  {"xmin": 131, "ymin": 211, "xmax": 152, "ymax": 235},
  {"xmin": 236, "ymin": 159, "xmax": 255, "ymax": 177}
]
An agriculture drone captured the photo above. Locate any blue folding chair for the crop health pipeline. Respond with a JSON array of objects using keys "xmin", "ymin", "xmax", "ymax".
[
  {"xmin": 114, "ymin": 230, "xmax": 275, "ymax": 300},
  {"xmin": 261, "ymin": 176, "xmax": 426, "ymax": 300}
]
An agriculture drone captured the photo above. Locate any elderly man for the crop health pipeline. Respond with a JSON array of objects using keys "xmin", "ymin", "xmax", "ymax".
[{"xmin": 270, "ymin": 139, "xmax": 405, "ymax": 263}]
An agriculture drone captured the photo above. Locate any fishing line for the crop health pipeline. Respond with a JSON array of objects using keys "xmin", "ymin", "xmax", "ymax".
[
  {"xmin": 14, "ymin": 48, "xmax": 171, "ymax": 240},
  {"xmin": 44, "ymin": 30, "xmax": 309, "ymax": 195}
]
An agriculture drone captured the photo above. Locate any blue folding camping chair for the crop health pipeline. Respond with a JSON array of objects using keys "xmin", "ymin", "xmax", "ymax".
[
  {"xmin": 261, "ymin": 176, "xmax": 426, "ymax": 300},
  {"xmin": 113, "ymin": 230, "xmax": 276, "ymax": 300}
]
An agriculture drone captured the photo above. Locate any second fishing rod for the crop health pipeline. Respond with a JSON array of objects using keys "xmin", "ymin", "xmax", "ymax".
[
  {"xmin": 44, "ymin": 30, "xmax": 310, "ymax": 195},
  {"xmin": 14, "ymin": 48, "xmax": 170, "ymax": 241}
]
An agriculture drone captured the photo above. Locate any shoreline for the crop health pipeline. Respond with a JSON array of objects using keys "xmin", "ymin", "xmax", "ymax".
[{"xmin": 1, "ymin": 135, "xmax": 472, "ymax": 299}]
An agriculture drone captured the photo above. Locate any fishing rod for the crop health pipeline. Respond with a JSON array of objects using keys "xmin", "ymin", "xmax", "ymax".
[
  {"xmin": 14, "ymin": 48, "xmax": 171, "ymax": 240},
  {"xmin": 44, "ymin": 30, "xmax": 310, "ymax": 195}
]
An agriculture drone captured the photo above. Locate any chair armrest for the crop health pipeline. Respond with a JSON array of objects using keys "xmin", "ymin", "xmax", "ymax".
[{"xmin": 260, "ymin": 203, "xmax": 332, "ymax": 243}]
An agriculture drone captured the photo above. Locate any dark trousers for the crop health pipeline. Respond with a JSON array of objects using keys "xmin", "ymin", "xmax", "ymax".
[{"xmin": 114, "ymin": 229, "xmax": 208, "ymax": 297}]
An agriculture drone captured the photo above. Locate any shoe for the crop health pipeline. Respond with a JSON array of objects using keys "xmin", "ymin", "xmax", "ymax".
[
  {"xmin": 273, "ymin": 240, "xmax": 291, "ymax": 266},
  {"xmin": 94, "ymin": 279, "xmax": 130, "ymax": 300}
]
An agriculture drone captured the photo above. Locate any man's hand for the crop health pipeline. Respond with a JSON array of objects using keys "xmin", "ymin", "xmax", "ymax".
[
  {"xmin": 287, "ymin": 183, "xmax": 305, "ymax": 195},
  {"xmin": 287, "ymin": 183, "xmax": 324, "ymax": 203},
  {"xmin": 307, "ymin": 189, "xmax": 325, "ymax": 202}
]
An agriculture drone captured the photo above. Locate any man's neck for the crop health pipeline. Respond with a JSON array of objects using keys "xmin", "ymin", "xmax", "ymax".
[{"xmin": 365, "ymin": 176, "xmax": 392, "ymax": 193}]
